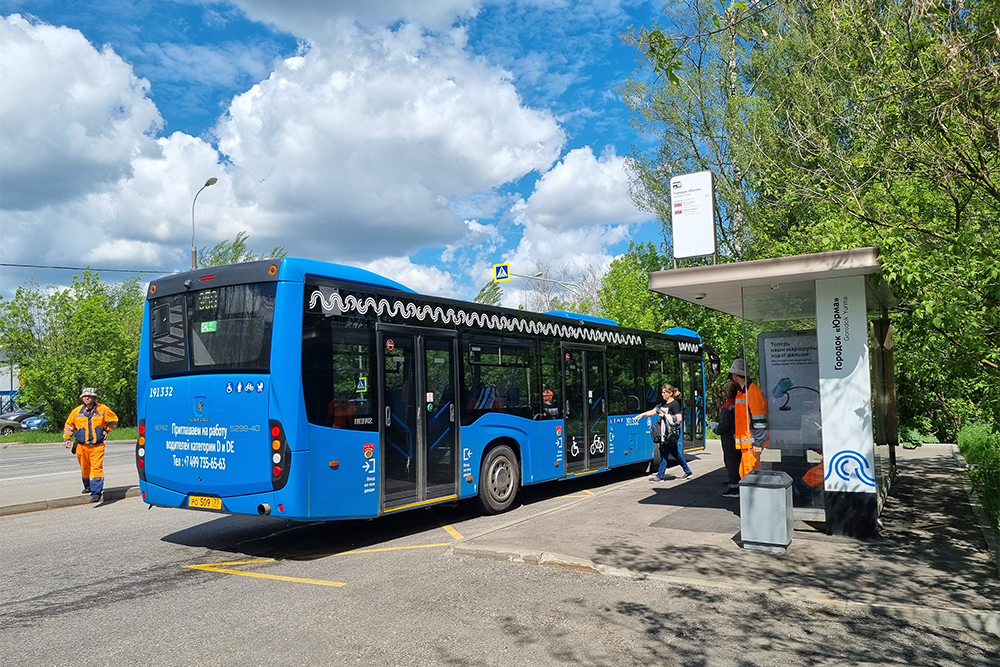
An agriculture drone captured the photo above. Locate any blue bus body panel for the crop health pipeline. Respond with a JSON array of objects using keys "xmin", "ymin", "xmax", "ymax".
[
  {"xmin": 460, "ymin": 415, "xmax": 566, "ymax": 495},
  {"xmin": 307, "ymin": 424, "xmax": 379, "ymax": 519},
  {"xmin": 608, "ymin": 415, "xmax": 656, "ymax": 466},
  {"xmin": 142, "ymin": 374, "xmax": 273, "ymax": 497}
]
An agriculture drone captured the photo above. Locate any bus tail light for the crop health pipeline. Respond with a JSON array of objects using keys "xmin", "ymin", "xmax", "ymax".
[
  {"xmin": 269, "ymin": 419, "xmax": 291, "ymax": 491},
  {"xmin": 136, "ymin": 419, "xmax": 146, "ymax": 481}
]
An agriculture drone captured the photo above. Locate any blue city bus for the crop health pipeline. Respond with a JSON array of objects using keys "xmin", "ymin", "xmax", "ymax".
[{"xmin": 136, "ymin": 258, "xmax": 714, "ymax": 520}]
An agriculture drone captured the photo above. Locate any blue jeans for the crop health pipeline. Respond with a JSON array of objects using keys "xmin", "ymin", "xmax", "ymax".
[{"xmin": 657, "ymin": 438, "xmax": 691, "ymax": 477}]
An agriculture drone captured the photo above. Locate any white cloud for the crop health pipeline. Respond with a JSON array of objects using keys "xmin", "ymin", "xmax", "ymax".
[
  {"xmin": 516, "ymin": 146, "xmax": 649, "ymax": 230},
  {"xmin": 492, "ymin": 145, "xmax": 650, "ymax": 297},
  {"xmin": 0, "ymin": 14, "xmax": 162, "ymax": 211},
  {"xmin": 232, "ymin": 0, "xmax": 479, "ymax": 35},
  {"xmin": 214, "ymin": 24, "xmax": 564, "ymax": 262},
  {"xmin": 0, "ymin": 15, "xmax": 565, "ymax": 281},
  {"xmin": 359, "ymin": 257, "xmax": 458, "ymax": 298}
]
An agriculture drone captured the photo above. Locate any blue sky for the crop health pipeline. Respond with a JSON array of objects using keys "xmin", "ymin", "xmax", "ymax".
[{"xmin": 0, "ymin": 0, "xmax": 667, "ymax": 304}]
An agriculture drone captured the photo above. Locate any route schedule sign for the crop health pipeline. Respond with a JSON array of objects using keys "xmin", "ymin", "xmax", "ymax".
[{"xmin": 669, "ymin": 170, "xmax": 716, "ymax": 259}]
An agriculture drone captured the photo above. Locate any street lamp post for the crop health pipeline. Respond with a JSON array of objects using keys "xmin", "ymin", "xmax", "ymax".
[{"xmin": 191, "ymin": 177, "xmax": 218, "ymax": 271}]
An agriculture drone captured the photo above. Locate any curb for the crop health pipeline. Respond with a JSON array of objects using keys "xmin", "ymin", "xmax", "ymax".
[
  {"xmin": 953, "ymin": 447, "xmax": 1000, "ymax": 581},
  {"xmin": 0, "ymin": 485, "xmax": 141, "ymax": 516},
  {"xmin": 450, "ymin": 542, "xmax": 1000, "ymax": 637}
]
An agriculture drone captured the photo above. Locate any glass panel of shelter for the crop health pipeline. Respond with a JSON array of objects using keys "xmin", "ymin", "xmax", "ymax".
[{"xmin": 741, "ymin": 282, "xmax": 826, "ymax": 518}]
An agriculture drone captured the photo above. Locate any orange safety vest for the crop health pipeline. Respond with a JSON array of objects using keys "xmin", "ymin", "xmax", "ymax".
[
  {"xmin": 63, "ymin": 403, "xmax": 119, "ymax": 445},
  {"xmin": 734, "ymin": 381, "xmax": 768, "ymax": 451}
]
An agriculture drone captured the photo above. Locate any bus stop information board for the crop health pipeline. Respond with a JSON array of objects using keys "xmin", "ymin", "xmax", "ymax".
[{"xmin": 670, "ymin": 170, "xmax": 716, "ymax": 260}]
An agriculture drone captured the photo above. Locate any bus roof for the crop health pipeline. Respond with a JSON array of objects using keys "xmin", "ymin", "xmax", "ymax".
[
  {"xmin": 543, "ymin": 311, "xmax": 618, "ymax": 327},
  {"xmin": 662, "ymin": 326, "xmax": 702, "ymax": 342},
  {"xmin": 147, "ymin": 258, "xmax": 415, "ymax": 299}
]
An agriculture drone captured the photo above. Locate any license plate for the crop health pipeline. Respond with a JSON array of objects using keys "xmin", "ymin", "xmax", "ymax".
[{"xmin": 188, "ymin": 495, "xmax": 222, "ymax": 510}]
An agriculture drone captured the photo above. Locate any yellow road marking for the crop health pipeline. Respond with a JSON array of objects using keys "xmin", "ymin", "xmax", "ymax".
[
  {"xmin": 440, "ymin": 523, "xmax": 464, "ymax": 540},
  {"xmin": 185, "ymin": 563, "xmax": 345, "ymax": 587},
  {"xmin": 186, "ymin": 541, "xmax": 453, "ymax": 586},
  {"xmin": 562, "ymin": 489, "xmax": 595, "ymax": 498}
]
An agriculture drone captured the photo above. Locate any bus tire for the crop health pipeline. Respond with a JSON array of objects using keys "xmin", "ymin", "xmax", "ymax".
[{"xmin": 478, "ymin": 444, "xmax": 519, "ymax": 514}]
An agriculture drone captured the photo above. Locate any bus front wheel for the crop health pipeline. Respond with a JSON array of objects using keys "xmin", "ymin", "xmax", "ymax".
[{"xmin": 478, "ymin": 444, "xmax": 519, "ymax": 514}]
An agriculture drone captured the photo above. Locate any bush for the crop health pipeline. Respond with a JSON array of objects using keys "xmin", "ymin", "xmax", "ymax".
[{"xmin": 957, "ymin": 423, "xmax": 1000, "ymax": 531}]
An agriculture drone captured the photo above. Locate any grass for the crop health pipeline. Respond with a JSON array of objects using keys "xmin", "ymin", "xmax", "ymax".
[
  {"xmin": 957, "ymin": 422, "xmax": 1000, "ymax": 531},
  {"xmin": 0, "ymin": 427, "xmax": 138, "ymax": 445}
]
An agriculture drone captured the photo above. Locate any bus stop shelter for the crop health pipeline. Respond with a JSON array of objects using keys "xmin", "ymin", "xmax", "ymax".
[{"xmin": 648, "ymin": 247, "xmax": 896, "ymax": 538}]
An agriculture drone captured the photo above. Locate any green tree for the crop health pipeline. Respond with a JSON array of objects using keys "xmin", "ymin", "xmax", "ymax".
[
  {"xmin": 198, "ymin": 231, "xmax": 287, "ymax": 267},
  {"xmin": 473, "ymin": 280, "xmax": 503, "ymax": 306},
  {"xmin": 599, "ymin": 241, "xmax": 743, "ymax": 413},
  {"xmin": 623, "ymin": 0, "xmax": 1000, "ymax": 437},
  {"xmin": 0, "ymin": 272, "xmax": 144, "ymax": 428}
]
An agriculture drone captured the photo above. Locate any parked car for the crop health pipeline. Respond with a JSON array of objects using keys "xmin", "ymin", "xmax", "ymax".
[
  {"xmin": 21, "ymin": 416, "xmax": 48, "ymax": 431},
  {"xmin": 0, "ymin": 418, "xmax": 21, "ymax": 436},
  {"xmin": 0, "ymin": 410, "xmax": 38, "ymax": 423}
]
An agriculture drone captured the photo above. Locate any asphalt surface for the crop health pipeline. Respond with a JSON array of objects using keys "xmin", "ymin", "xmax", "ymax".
[{"xmin": 2, "ymin": 439, "xmax": 998, "ymax": 643}]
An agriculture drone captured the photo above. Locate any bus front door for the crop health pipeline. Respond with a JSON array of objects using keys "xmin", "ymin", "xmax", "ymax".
[
  {"xmin": 378, "ymin": 327, "xmax": 459, "ymax": 511},
  {"xmin": 563, "ymin": 346, "xmax": 608, "ymax": 473}
]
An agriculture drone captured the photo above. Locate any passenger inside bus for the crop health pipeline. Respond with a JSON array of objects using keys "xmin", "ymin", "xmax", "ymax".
[
  {"xmin": 327, "ymin": 397, "xmax": 355, "ymax": 428},
  {"xmin": 541, "ymin": 388, "xmax": 560, "ymax": 419}
]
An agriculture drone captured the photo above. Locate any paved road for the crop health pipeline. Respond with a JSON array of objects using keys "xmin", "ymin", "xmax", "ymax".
[
  {"xmin": 1, "ymin": 464, "xmax": 996, "ymax": 666},
  {"xmin": 0, "ymin": 442, "xmax": 137, "ymax": 506}
]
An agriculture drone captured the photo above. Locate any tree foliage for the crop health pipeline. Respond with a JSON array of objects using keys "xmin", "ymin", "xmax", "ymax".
[
  {"xmin": 0, "ymin": 272, "xmax": 144, "ymax": 428},
  {"xmin": 598, "ymin": 241, "xmax": 743, "ymax": 410},
  {"xmin": 621, "ymin": 0, "xmax": 1000, "ymax": 438},
  {"xmin": 473, "ymin": 280, "xmax": 503, "ymax": 306},
  {"xmin": 198, "ymin": 231, "xmax": 287, "ymax": 267}
]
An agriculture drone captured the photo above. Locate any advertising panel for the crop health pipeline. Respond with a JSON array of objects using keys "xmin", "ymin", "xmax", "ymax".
[{"xmin": 758, "ymin": 331, "xmax": 821, "ymax": 450}]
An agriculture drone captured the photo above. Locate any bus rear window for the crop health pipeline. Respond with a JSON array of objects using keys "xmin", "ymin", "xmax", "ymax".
[{"xmin": 150, "ymin": 283, "xmax": 276, "ymax": 375}]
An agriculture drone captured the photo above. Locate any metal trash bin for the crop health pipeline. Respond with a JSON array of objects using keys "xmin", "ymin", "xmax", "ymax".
[{"xmin": 739, "ymin": 470, "xmax": 794, "ymax": 553}]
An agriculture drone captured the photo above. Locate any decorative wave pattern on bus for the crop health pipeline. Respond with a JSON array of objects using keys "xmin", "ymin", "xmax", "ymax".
[{"xmin": 308, "ymin": 290, "xmax": 644, "ymax": 346}]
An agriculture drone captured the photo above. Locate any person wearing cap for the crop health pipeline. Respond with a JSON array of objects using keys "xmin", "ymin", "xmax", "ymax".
[
  {"xmin": 728, "ymin": 359, "xmax": 769, "ymax": 478},
  {"xmin": 63, "ymin": 388, "xmax": 119, "ymax": 503}
]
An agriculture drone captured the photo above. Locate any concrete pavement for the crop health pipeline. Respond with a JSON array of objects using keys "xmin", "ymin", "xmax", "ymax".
[{"xmin": 452, "ymin": 444, "xmax": 1000, "ymax": 636}]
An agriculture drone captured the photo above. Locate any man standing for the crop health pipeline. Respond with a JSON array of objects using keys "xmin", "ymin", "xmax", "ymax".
[
  {"xmin": 729, "ymin": 359, "xmax": 769, "ymax": 478},
  {"xmin": 63, "ymin": 388, "xmax": 118, "ymax": 503}
]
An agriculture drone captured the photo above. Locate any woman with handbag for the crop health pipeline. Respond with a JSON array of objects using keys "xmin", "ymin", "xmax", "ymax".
[{"xmin": 638, "ymin": 383, "xmax": 692, "ymax": 481}]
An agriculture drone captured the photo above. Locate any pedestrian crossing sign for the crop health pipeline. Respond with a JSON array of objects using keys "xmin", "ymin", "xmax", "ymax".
[
  {"xmin": 493, "ymin": 263, "xmax": 511, "ymax": 282},
  {"xmin": 356, "ymin": 377, "xmax": 367, "ymax": 392}
]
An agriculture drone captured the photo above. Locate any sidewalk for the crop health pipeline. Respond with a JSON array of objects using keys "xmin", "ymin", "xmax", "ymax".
[{"xmin": 453, "ymin": 444, "xmax": 1000, "ymax": 636}]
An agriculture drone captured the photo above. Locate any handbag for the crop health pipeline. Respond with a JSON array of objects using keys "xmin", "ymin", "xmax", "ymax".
[{"xmin": 71, "ymin": 442, "xmax": 78, "ymax": 454}]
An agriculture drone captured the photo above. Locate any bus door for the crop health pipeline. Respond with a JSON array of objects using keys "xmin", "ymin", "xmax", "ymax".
[
  {"xmin": 562, "ymin": 345, "xmax": 608, "ymax": 473},
  {"xmin": 377, "ymin": 326, "xmax": 459, "ymax": 511},
  {"xmin": 679, "ymin": 354, "xmax": 705, "ymax": 452}
]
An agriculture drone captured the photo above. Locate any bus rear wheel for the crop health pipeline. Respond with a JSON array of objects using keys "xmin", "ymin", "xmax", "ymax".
[{"xmin": 478, "ymin": 444, "xmax": 519, "ymax": 514}]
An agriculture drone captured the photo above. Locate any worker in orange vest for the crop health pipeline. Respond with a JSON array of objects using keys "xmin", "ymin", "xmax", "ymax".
[
  {"xmin": 63, "ymin": 387, "xmax": 118, "ymax": 503},
  {"xmin": 728, "ymin": 359, "xmax": 769, "ymax": 479}
]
